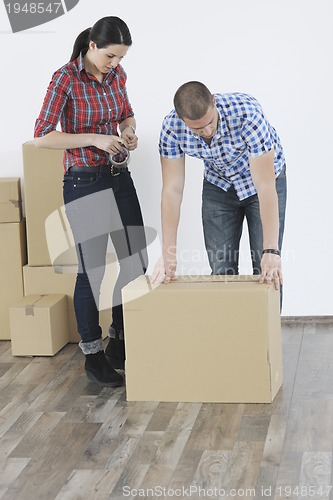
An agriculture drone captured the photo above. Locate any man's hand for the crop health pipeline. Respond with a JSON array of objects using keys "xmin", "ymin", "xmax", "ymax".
[
  {"xmin": 150, "ymin": 255, "xmax": 177, "ymax": 285},
  {"xmin": 259, "ymin": 252, "xmax": 282, "ymax": 290}
]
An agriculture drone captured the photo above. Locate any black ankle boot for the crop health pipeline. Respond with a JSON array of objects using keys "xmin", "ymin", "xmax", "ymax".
[
  {"xmin": 85, "ymin": 350, "xmax": 123, "ymax": 387},
  {"xmin": 105, "ymin": 327, "xmax": 125, "ymax": 370}
]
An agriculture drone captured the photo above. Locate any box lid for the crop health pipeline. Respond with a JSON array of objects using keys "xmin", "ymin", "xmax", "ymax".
[{"xmin": 10, "ymin": 294, "xmax": 66, "ymax": 315}]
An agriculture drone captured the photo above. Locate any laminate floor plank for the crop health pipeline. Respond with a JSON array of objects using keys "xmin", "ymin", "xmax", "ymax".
[
  {"xmin": 9, "ymin": 411, "xmax": 66, "ymax": 458},
  {"xmin": 27, "ymin": 361, "xmax": 88, "ymax": 412},
  {"xmin": 108, "ymin": 461, "xmax": 150, "ymax": 497},
  {"xmin": 166, "ymin": 449, "xmax": 205, "ymax": 491},
  {"xmin": 222, "ymin": 440, "xmax": 265, "ymax": 492},
  {"xmin": 2, "ymin": 422, "xmax": 101, "ymax": 500},
  {"xmin": 260, "ymin": 414, "xmax": 288, "ymax": 468},
  {"xmin": 0, "ymin": 400, "xmax": 31, "ymax": 439},
  {"xmin": 283, "ymin": 399, "xmax": 333, "ymax": 453},
  {"xmin": 185, "ymin": 403, "xmax": 244, "ymax": 451},
  {"xmin": 0, "ymin": 341, "xmax": 11, "ymax": 357},
  {"xmin": 0, "ymin": 458, "xmax": 30, "ymax": 498},
  {"xmin": 0, "ymin": 320, "xmax": 332, "ymax": 499},
  {"xmin": 273, "ymin": 452, "xmax": 310, "ymax": 500},
  {"xmin": 0, "ymin": 410, "xmax": 43, "ymax": 461},
  {"xmin": 292, "ymin": 333, "xmax": 333, "ymax": 399},
  {"xmin": 0, "ymin": 363, "xmax": 31, "ymax": 397},
  {"xmin": 63, "ymin": 394, "xmax": 119, "ymax": 424},
  {"xmin": 299, "ymin": 451, "xmax": 332, "ymax": 500},
  {"xmin": 145, "ymin": 402, "xmax": 179, "ymax": 432},
  {"xmin": 191, "ymin": 449, "xmax": 230, "ymax": 490},
  {"xmin": 55, "ymin": 469, "xmax": 122, "ymax": 500}
]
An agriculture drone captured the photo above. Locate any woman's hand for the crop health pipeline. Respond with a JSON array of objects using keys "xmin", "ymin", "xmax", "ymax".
[
  {"xmin": 92, "ymin": 134, "xmax": 126, "ymax": 155},
  {"xmin": 121, "ymin": 127, "xmax": 138, "ymax": 151}
]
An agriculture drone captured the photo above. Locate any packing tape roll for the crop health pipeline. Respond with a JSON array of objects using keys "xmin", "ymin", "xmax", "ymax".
[{"xmin": 109, "ymin": 147, "xmax": 130, "ymax": 168}]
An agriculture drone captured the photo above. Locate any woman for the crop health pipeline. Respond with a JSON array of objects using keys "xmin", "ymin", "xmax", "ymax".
[{"xmin": 34, "ymin": 16, "xmax": 147, "ymax": 387}]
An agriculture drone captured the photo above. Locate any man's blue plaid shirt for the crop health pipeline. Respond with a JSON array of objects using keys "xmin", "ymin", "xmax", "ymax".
[{"xmin": 159, "ymin": 93, "xmax": 285, "ymax": 201}]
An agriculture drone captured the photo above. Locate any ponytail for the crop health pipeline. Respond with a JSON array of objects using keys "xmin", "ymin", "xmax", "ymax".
[
  {"xmin": 69, "ymin": 17, "xmax": 132, "ymax": 62},
  {"xmin": 70, "ymin": 27, "xmax": 91, "ymax": 61}
]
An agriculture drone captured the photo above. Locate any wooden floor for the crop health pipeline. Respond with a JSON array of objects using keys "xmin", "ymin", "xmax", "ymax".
[{"xmin": 1, "ymin": 319, "xmax": 333, "ymax": 500}]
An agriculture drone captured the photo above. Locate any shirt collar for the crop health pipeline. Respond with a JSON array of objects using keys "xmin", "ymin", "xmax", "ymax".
[
  {"xmin": 215, "ymin": 106, "xmax": 229, "ymax": 137},
  {"xmin": 77, "ymin": 52, "xmax": 117, "ymax": 81},
  {"xmin": 77, "ymin": 52, "xmax": 85, "ymax": 73}
]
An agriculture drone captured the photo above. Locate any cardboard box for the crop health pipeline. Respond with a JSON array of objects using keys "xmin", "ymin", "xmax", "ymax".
[
  {"xmin": 122, "ymin": 275, "xmax": 283, "ymax": 403},
  {"xmin": 0, "ymin": 220, "xmax": 27, "ymax": 339},
  {"xmin": 23, "ymin": 253, "xmax": 118, "ymax": 343},
  {"xmin": 10, "ymin": 294, "xmax": 69, "ymax": 356},
  {"xmin": 22, "ymin": 142, "xmax": 77, "ymax": 266},
  {"xmin": 0, "ymin": 177, "xmax": 22, "ymax": 222}
]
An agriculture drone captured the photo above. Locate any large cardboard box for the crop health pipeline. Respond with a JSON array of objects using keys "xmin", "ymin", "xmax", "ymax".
[
  {"xmin": 0, "ymin": 177, "xmax": 22, "ymax": 223},
  {"xmin": 0, "ymin": 220, "xmax": 27, "ymax": 339},
  {"xmin": 22, "ymin": 142, "xmax": 77, "ymax": 266},
  {"xmin": 10, "ymin": 294, "xmax": 69, "ymax": 356},
  {"xmin": 122, "ymin": 275, "xmax": 283, "ymax": 403},
  {"xmin": 23, "ymin": 254, "xmax": 118, "ymax": 343}
]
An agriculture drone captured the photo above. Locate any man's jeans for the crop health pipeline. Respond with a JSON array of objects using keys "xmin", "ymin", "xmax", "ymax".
[
  {"xmin": 202, "ymin": 166, "xmax": 287, "ymax": 276},
  {"xmin": 63, "ymin": 168, "xmax": 147, "ymax": 352}
]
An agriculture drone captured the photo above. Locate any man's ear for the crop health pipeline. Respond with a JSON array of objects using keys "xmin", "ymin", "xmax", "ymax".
[{"xmin": 211, "ymin": 95, "xmax": 216, "ymax": 106}]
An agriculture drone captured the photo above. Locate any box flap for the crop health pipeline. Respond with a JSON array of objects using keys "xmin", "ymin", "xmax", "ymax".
[
  {"xmin": 122, "ymin": 274, "xmax": 272, "ymax": 305},
  {"xmin": 10, "ymin": 293, "xmax": 66, "ymax": 315},
  {"xmin": 168, "ymin": 275, "xmax": 260, "ymax": 283},
  {"xmin": 0, "ymin": 178, "xmax": 21, "ymax": 203}
]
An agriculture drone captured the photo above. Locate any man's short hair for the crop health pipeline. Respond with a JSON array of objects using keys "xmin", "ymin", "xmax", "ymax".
[{"xmin": 173, "ymin": 81, "xmax": 213, "ymax": 120}]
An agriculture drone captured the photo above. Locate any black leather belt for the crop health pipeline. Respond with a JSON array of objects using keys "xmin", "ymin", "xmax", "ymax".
[{"xmin": 68, "ymin": 164, "xmax": 126, "ymax": 176}]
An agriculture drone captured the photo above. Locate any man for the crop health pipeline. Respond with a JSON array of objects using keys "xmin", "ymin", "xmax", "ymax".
[{"xmin": 151, "ymin": 81, "xmax": 286, "ymax": 292}]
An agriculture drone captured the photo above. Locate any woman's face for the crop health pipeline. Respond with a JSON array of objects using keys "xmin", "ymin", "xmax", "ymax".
[{"xmin": 89, "ymin": 42, "xmax": 129, "ymax": 73}]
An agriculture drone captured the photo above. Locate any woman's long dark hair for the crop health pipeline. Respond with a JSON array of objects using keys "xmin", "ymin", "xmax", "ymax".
[{"xmin": 70, "ymin": 16, "xmax": 132, "ymax": 61}]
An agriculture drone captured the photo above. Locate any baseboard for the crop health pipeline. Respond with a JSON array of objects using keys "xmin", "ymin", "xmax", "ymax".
[{"xmin": 281, "ymin": 316, "xmax": 333, "ymax": 324}]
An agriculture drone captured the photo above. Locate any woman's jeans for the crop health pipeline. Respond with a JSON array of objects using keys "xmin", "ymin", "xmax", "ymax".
[
  {"xmin": 63, "ymin": 167, "xmax": 147, "ymax": 354},
  {"xmin": 202, "ymin": 167, "xmax": 287, "ymax": 302}
]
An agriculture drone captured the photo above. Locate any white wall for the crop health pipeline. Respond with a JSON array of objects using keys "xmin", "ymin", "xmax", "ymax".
[{"xmin": 1, "ymin": 0, "xmax": 332, "ymax": 316}]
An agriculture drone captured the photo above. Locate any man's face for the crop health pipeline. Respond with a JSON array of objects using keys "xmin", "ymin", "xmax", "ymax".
[{"xmin": 183, "ymin": 104, "xmax": 219, "ymax": 139}]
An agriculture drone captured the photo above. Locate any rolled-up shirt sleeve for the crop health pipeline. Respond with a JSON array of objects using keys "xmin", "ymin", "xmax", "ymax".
[
  {"xmin": 118, "ymin": 72, "xmax": 134, "ymax": 123},
  {"xmin": 34, "ymin": 70, "xmax": 70, "ymax": 137},
  {"xmin": 159, "ymin": 117, "xmax": 184, "ymax": 159}
]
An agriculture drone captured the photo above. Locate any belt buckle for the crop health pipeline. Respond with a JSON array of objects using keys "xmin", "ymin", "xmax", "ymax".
[{"xmin": 110, "ymin": 165, "xmax": 121, "ymax": 176}]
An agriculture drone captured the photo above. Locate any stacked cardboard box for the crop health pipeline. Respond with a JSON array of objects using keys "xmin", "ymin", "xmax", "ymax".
[
  {"xmin": 22, "ymin": 255, "xmax": 118, "ymax": 343},
  {"xmin": 123, "ymin": 275, "xmax": 283, "ymax": 403},
  {"xmin": 0, "ymin": 178, "xmax": 22, "ymax": 223},
  {"xmin": 0, "ymin": 179, "xmax": 26, "ymax": 339},
  {"xmin": 21, "ymin": 142, "xmax": 117, "ymax": 345},
  {"xmin": 22, "ymin": 142, "xmax": 77, "ymax": 267},
  {"xmin": 10, "ymin": 294, "xmax": 69, "ymax": 356}
]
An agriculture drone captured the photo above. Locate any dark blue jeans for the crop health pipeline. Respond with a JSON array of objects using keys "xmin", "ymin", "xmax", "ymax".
[
  {"xmin": 202, "ymin": 166, "xmax": 287, "ymax": 275},
  {"xmin": 63, "ymin": 167, "xmax": 147, "ymax": 353}
]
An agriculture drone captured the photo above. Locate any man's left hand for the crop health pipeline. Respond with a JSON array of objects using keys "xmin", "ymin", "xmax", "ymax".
[{"xmin": 259, "ymin": 252, "xmax": 283, "ymax": 290}]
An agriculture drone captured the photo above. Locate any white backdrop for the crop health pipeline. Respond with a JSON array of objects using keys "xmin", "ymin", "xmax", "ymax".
[{"xmin": 0, "ymin": 0, "xmax": 332, "ymax": 316}]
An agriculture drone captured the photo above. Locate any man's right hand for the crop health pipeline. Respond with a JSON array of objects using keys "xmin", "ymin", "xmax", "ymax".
[{"xmin": 150, "ymin": 255, "xmax": 177, "ymax": 285}]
